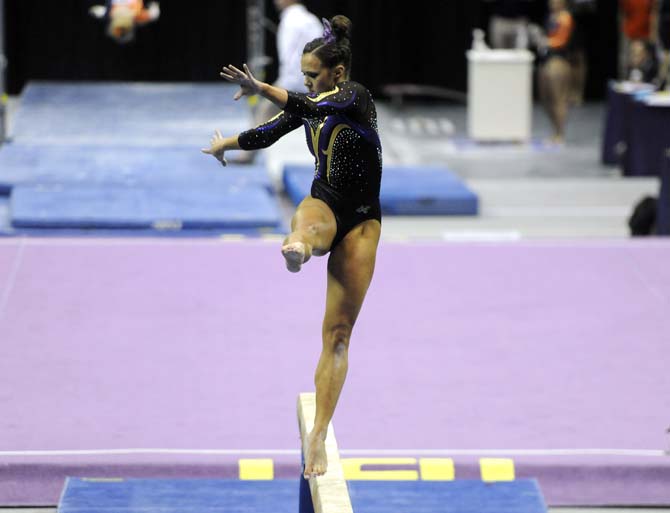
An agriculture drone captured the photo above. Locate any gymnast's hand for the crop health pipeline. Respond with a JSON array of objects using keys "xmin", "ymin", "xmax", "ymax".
[
  {"xmin": 220, "ymin": 64, "xmax": 263, "ymax": 100},
  {"xmin": 201, "ymin": 129, "xmax": 228, "ymax": 167}
]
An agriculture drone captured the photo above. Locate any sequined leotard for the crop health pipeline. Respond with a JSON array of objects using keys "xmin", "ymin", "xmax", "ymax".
[{"xmin": 238, "ymin": 81, "xmax": 382, "ymax": 249}]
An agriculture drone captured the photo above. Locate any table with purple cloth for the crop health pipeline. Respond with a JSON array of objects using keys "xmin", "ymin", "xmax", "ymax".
[
  {"xmin": 622, "ymin": 96, "xmax": 670, "ymax": 177},
  {"xmin": 658, "ymin": 150, "xmax": 670, "ymax": 235},
  {"xmin": 601, "ymin": 81, "xmax": 655, "ymax": 167}
]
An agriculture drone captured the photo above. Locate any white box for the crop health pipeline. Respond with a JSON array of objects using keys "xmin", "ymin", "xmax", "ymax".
[{"xmin": 467, "ymin": 49, "xmax": 534, "ymax": 141}]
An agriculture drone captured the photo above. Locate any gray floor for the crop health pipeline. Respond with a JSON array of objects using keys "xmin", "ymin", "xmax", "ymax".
[
  {"xmin": 1, "ymin": 98, "xmax": 666, "ymax": 512},
  {"xmin": 376, "ymin": 101, "xmax": 659, "ymax": 239}
]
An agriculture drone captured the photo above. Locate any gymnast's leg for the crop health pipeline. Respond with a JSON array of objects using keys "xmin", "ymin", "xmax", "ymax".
[
  {"xmin": 282, "ymin": 196, "xmax": 337, "ymax": 272},
  {"xmin": 303, "ymin": 219, "xmax": 381, "ymax": 478}
]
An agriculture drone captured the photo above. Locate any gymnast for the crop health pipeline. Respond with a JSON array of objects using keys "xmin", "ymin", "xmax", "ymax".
[
  {"xmin": 202, "ymin": 15, "xmax": 382, "ymax": 479},
  {"xmin": 89, "ymin": 0, "xmax": 160, "ymax": 44}
]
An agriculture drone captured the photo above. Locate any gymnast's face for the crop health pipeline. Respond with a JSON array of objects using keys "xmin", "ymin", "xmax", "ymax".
[{"xmin": 301, "ymin": 53, "xmax": 346, "ymax": 94}]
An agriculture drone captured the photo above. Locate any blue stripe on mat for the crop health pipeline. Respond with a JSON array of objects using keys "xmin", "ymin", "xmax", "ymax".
[
  {"xmin": 283, "ymin": 164, "xmax": 479, "ymax": 215},
  {"xmin": 10, "ymin": 185, "xmax": 281, "ymax": 230},
  {"xmin": 0, "ymin": 144, "xmax": 270, "ymax": 195}
]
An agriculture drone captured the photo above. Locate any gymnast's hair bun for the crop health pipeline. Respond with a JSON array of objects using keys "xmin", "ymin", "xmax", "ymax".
[{"xmin": 329, "ymin": 15, "xmax": 352, "ymax": 43}]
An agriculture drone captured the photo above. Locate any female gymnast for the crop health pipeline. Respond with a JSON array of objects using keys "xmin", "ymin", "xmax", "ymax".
[{"xmin": 202, "ymin": 15, "xmax": 382, "ymax": 479}]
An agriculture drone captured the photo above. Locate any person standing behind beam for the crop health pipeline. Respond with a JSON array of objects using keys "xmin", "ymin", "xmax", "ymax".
[
  {"xmin": 203, "ymin": 15, "xmax": 383, "ymax": 479},
  {"xmin": 657, "ymin": 0, "xmax": 670, "ymax": 87},
  {"xmin": 485, "ymin": 0, "xmax": 537, "ymax": 49},
  {"xmin": 276, "ymin": 0, "xmax": 322, "ymax": 92},
  {"xmin": 236, "ymin": 0, "xmax": 322, "ymax": 164},
  {"xmin": 535, "ymin": 0, "xmax": 575, "ymax": 144}
]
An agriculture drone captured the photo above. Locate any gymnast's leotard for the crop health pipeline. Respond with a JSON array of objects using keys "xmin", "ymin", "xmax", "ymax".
[{"xmin": 238, "ymin": 81, "xmax": 382, "ymax": 249}]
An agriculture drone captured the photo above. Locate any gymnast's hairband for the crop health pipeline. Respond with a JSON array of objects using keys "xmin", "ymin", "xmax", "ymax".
[{"xmin": 322, "ymin": 18, "xmax": 336, "ymax": 44}]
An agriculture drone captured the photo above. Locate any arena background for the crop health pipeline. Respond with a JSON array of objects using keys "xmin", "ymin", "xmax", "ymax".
[{"xmin": 5, "ymin": 0, "xmax": 617, "ymax": 100}]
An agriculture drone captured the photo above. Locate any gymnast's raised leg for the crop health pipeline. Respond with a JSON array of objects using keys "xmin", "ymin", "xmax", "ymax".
[{"xmin": 281, "ymin": 197, "xmax": 336, "ymax": 273}]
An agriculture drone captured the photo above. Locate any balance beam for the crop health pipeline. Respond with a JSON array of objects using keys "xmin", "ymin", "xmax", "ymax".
[{"xmin": 297, "ymin": 392, "xmax": 353, "ymax": 513}]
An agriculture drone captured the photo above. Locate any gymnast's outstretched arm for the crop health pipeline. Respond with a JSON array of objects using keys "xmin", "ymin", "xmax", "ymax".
[
  {"xmin": 201, "ymin": 110, "xmax": 301, "ymax": 165},
  {"xmin": 220, "ymin": 63, "xmax": 364, "ymax": 119}
]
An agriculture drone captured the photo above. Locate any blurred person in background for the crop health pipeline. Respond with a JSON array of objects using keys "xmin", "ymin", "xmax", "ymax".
[
  {"xmin": 485, "ymin": 0, "xmax": 538, "ymax": 49},
  {"xmin": 618, "ymin": 0, "xmax": 659, "ymax": 79},
  {"xmin": 626, "ymin": 39, "xmax": 659, "ymax": 83},
  {"xmin": 89, "ymin": 0, "xmax": 160, "ymax": 44},
  {"xmin": 532, "ymin": 0, "xmax": 576, "ymax": 144},
  {"xmin": 235, "ymin": 0, "xmax": 322, "ymax": 164},
  {"xmin": 657, "ymin": 0, "xmax": 670, "ymax": 87},
  {"xmin": 568, "ymin": 0, "xmax": 596, "ymax": 105}
]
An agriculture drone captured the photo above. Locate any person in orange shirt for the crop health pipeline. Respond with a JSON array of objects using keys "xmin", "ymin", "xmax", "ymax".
[
  {"xmin": 621, "ymin": 0, "xmax": 656, "ymax": 39},
  {"xmin": 534, "ymin": 0, "xmax": 575, "ymax": 144},
  {"xmin": 89, "ymin": 0, "xmax": 160, "ymax": 44}
]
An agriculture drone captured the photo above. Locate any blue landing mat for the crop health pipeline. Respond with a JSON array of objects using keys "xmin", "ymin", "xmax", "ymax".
[
  {"xmin": 59, "ymin": 479, "xmax": 298, "ymax": 513},
  {"xmin": 0, "ymin": 145, "xmax": 270, "ymax": 195},
  {"xmin": 347, "ymin": 480, "xmax": 547, "ymax": 513},
  {"xmin": 10, "ymin": 185, "xmax": 281, "ymax": 230},
  {"xmin": 59, "ymin": 478, "xmax": 547, "ymax": 513},
  {"xmin": 12, "ymin": 82, "xmax": 251, "ymax": 147},
  {"xmin": 283, "ymin": 164, "xmax": 479, "ymax": 215}
]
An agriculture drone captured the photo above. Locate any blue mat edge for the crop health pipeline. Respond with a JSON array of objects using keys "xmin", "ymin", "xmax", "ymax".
[
  {"xmin": 8, "ymin": 184, "xmax": 282, "ymax": 230},
  {"xmin": 283, "ymin": 164, "xmax": 479, "ymax": 216}
]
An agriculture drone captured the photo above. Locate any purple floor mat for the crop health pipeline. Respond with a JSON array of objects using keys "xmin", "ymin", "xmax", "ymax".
[{"xmin": 0, "ymin": 239, "xmax": 669, "ymax": 506}]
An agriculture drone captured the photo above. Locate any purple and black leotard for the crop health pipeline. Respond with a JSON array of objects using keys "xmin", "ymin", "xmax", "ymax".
[{"xmin": 238, "ymin": 81, "xmax": 382, "ymax": 249}]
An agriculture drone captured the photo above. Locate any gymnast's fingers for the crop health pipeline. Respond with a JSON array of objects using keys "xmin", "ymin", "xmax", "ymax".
[
  {"xmin": 228, "ymin": 64, "xmax": 246, "ymax": 77},
  {"xmin": 243, "ymin": 63, "xmax": 255, "ymax": 79}
]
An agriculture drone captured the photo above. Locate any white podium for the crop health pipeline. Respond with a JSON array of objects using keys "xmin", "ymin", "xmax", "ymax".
[{"xmin": 467, "ymin": 49, "xmax": 534, "ymax": 142}]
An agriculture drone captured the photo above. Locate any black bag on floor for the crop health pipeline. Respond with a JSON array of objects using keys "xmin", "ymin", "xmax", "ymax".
[{"xmin": 628, "ymin": 196, "xmax": 658, "ymax": 236}]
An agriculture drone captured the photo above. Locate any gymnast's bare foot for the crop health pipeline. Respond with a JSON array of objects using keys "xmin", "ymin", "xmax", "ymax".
[
  {"xmin": 281, "ymin": 241, "xmax": 311, "ymax": 273},
  {"xmin": 304, "ymin": 431, "xmax": 328, "ymax": 478}
]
